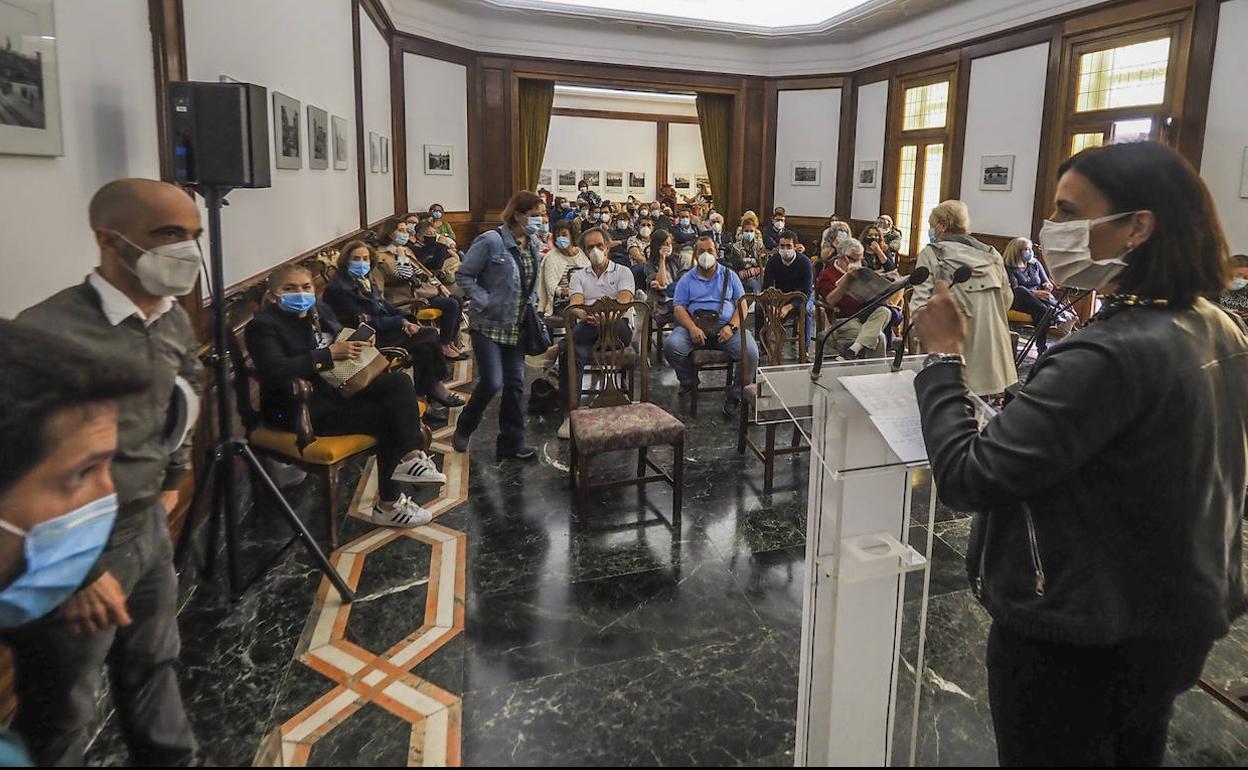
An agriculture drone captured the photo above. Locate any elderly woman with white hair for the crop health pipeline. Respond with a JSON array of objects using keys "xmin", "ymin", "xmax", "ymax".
[
  {"xmin": 909, "ymin": 200, "xmax": 1016, "ymax": 397},
  {"xmin": 815, "ymin": 236, "xmax": 897, "ymax": 359}
]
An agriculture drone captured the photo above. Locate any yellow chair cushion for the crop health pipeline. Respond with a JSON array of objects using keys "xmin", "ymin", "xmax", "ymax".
[
  {"xmin": 250, "ymin": 426, "xmax": 376, "ymax": 465},
  {"xmin": 415, "ymin": 308, "xmax": 443, "ymax": 321},
  {"xmin": 1007, "ymin": 310, "xmax": 1032, "ymax": 324}
]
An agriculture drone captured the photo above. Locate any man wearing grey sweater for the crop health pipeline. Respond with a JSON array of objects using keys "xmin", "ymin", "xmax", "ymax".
[{"xmin": 5, "ymin": 179, "xmax": 203, "ymax": 765}]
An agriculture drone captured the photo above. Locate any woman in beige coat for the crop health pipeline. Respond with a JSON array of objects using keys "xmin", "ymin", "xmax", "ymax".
[{"xmin": 910, "ymin": 200, "xmax": 1017, "ymax": 396}]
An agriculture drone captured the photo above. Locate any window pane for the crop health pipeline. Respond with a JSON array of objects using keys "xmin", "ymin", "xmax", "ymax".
[
  {"xmin": 1071, "ymin": 132, "xmax": 1104, "ymax": 155},
  {"xmin": 1075, "ymin": 37, "xmax": 1169, "ymax": 112},
  {"xmin": 918, "ymin": 144, "xmax": 944, "ymax": 250},
  {"xmin": 1110, "ymin": 117, "xmax": 1152, "ymax": 144},
  {"xmin": 902, "ymin": 81, "xmax": 949, "ymax": 131},
  {"xmin": 895, "ymin": 146, "xmax": 918, "ymax": 255}
]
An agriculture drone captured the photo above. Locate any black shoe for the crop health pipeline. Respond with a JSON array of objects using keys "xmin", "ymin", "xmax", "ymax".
[
  {"xmin": 722, "ymin": 399, "xmax": 740, "ymax": 418},
  {"xmin": 432, "ymin": 391, "xmax": 468, "ymax": 408},
  {"xmin": 499, "ymin": 445, "xmax": 538, "ymax": 460},
  {"xmin": 423, "ymin": 405, "xmax": 449, "ymax": 426},
  {"xmin": 451, "ymin": 430, "xmax": 471, "ymax": 453}
]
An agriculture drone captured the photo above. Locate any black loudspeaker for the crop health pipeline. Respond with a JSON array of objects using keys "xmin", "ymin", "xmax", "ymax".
[{"xmin": 168, "ymin": 81, "xmax": 271, "ymax": 188}]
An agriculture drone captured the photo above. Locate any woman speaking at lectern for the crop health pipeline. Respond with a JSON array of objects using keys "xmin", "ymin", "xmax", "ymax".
[{"xmin": 912, "ymin": 141, "xmax": 1247, "ymax": 767}]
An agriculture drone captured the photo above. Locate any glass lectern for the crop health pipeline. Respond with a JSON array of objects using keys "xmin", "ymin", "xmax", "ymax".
[{"xmin": 757, "ymin": 357, "xmax": 935, "ymax": 767}]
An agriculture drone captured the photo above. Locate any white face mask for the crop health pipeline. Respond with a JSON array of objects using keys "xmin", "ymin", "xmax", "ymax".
[
  {"xmin": 696, "ymin": 251, "xmax": 716, "ymax": 271},
  {"xmin": 589, "ymin": 246, "xmax": 608, "ymax": 266},
  {"xmin": 779, "ymin": 248, "xmax": 796, "ymax": 264},
  {"xmin": 639, "ymin": 226, "xmax": 652, "ymax": 238},
  {"xmin": 1038, "ymin": 211, "xmax": 1136, "ymax": 290},
  {"xmin": 117, "ymin": 234, "xmax": 202, "ymax": 297}
]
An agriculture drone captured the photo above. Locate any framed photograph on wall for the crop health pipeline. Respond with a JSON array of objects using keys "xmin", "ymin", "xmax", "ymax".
[
  {"xmin": 791, "ymin": 161, "xmax": 821, "ymax": 186},
  {"xmin": 0, "ymin": 0, "xmax": 63, "ymax": 157},
  {"xmin": 979, "ymin": 154, "xmax": 1015, "ymax": 191},
  {"xmin": 604, "ymin": 171, "xmax": 624, "ymax": 192},
  {"xmin": 557, "ymin": 169, "xmax": 578, "ymax": 192},
  {"xmin": 695, "ymin": 174, "xmax": 711, "ymax": 194},
  {"xmin": 627, "ymin": 171, "xmax": 646, "ymax": 194},
  {"xmin": 331, "ymin": 115, "xmax": 349, "ymax": 170},
  {"xmin": 369, "ymin": 131, "xmax": 379, "ymax": 173},
  {"xmin": 273, "ymin": 92, "xmax": 301, "ymax": 169},
  {"xmin": 581, "ymin": 170, "xmax": 600, "ymax": 188},
  {"xmin": 673, "ymin": 172, "xmax": 691, "ymax": 190},
  {"xmin": 307, "ymin": 106, "xmax": 329, "ymax": 170},
  {"xmin": 856, "ymin": 160, "xmax": 878, "ymax": 189},
  {"xmin": 539, "ymin": 168, "xmax": 553, "ymax": 187},
  {"xmin": 381, "ymin": 136, "xmax": 390, "ymax": 174},
  {"xmin": 424, "ymin": 143, "xmax": 452, "ymax": 175}
]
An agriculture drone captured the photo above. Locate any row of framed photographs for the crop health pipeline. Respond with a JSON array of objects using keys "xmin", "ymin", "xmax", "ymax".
[
  {"xmin": 850, "ymin": 155, "xmax": 1019, "ymax": 191},
  {"xmin": 537, "ymin": 168, "xmax": 710, "ymax": 195},
  {"xmin": 271, "ymin": 91, "xmax": 349, "ymax": 171}
]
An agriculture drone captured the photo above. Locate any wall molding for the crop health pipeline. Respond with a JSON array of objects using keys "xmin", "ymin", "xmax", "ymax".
[{"xmin": 551, "ymin": 107, "xmax": 699, "ymax": 124}]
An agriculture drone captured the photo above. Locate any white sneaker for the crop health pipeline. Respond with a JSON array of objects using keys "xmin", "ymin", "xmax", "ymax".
[
  {"xmin": 390, "ymin": 452, "xmax": 448, "ymax": 484},
  {"xmin": 557, "ymin": 417, "xmax": 570, "ymax": 440},
  {"xmin": 371, "ymin": 494, "xmax": 433, "ymax": 528}
]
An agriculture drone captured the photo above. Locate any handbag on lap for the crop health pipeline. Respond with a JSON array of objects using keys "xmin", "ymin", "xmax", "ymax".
[{"xmin": 319, "ymin": 328, "xmax": 388, "ymax": 397}]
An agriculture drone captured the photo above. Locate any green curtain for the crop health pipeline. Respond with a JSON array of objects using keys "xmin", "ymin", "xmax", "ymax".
[
  {"xmin": 695, "ymin": 93, "xmax": 732, "ymax": 213},
  {"xmin": 517, "ymin": 79, "xmax": 555, "ymax": 191}
]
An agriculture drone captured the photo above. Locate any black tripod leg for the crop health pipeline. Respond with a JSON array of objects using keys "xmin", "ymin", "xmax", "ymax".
[
  {"xmin": 240, "ymin": 443, "xmax": 355, "ymax": 603},
  {"xmin": 203, "ymin": 464, "xmax": 223, "ymax": 582},
  {"xmin": 173, "ymin": 450, "xmax": 221, "ymax": 572}
]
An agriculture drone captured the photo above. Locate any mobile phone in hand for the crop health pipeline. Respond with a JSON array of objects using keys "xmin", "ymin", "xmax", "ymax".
[{"xmin": 348, "ymin": 324, "xmax": 375, "ymax": 342}]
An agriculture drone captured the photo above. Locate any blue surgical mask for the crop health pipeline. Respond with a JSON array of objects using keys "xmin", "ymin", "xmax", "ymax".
[
  {"xmin": 432, "ymin": 210, "xmax": 443, "ymax": 220},
  {"xmin": 278, "ymin": 292, "xmax": 316, "ymax": 314},
  {"xmin": 1233, "ymin": 277, "xmax": 1248, "ymax": 291},
  {"xmin": 393, "ymin": 232, "xmax": 409, "ymax": 246},
  {"xmin": 0, "ymin": 494, "xmax": 118, "ymax": 628},
  {"xmin": 526, "ymin": 216, "xmax": 543, "ymax": 235},
  {"xmin": 928, "ymin": 227, "xmax": 938, "ymax": 243},
  {"xmin": 1023, "ymin": 249, "xmax": 1035, "ymax": 262},
  {"xmin": 555, "ymin": 236, "xmax": 571, "ymax": 250},
  {"xmin": 742, "ymin": 231, "xmax": 755, "ymax": 243},
  {"xmin": 348, "ymin": 260, "xmax": 371, "ymax": 278}
]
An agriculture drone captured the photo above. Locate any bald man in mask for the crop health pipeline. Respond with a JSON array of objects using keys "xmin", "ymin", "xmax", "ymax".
[{"xmin": 6, "ymin": 179, "xmax": 202, "ymax": 765}]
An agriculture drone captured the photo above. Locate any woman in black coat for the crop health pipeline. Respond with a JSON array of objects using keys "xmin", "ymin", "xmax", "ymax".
[
  {"xmin": 246, "ymin": 264, "xmax": 446, "ymax": 526},
  {"xmin": 322, "ymin": 239, "xmax": 465, "ymax": 408}
]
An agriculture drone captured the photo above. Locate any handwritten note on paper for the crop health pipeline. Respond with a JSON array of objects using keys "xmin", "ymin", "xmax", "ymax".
[{"xmin": 837, "ymin": 369, "xmax": 928, "ymax": 463}]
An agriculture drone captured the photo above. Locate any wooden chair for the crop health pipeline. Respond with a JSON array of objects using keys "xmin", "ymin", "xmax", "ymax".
[
  {"xmin": 564, "ymin": 299, "xmax": 685, "ymax": 528},
  {"xmin": 738, "ymin": 287, "xmax": 809, "ymax": 492},
  {"xmin": 231, "ymin": 310, "xmax": 426, "ymax": 549}
]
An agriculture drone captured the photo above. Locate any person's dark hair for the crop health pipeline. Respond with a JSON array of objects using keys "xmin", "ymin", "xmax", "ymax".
[
  {"xmin": 429, "ymin": 202, "xmax": 444, "ymax": 213},
  {"xmin": 638, "ymin": 216, "xmax": 654, "ymax": 229},
  {"xmin": 648, "ymin": 229, "xmax": 672, "ymax": 263},
  {"xmin": 338, "ymin": 239, "xmax": 376, "ymax": 273},
  {"xmin": 0, "ymin": 321, "xmax": 150, "ymax": 494},
  {"xmin": 1057, "ymin": 141, "xmax": 1230, "ymax": 305},
  {"xmin": 551, "ymin": 219, "xmax": 574, "ymax": 239},
  {"xmin": 1233, "ymin": 254, "xmax": 1248, "ymax": 269},
  {"xmin": 577, "ymin": 225, "xmax": 608, "ymax": 251},
  {"xmin": 696, "ymin": 234, "xmax": 718, "ymax": 252},
  {"xmin": 379, "ymin": 219, "xmax": 408, "ymax": 243},
  {"xmin": 779, "ymin": 229, "xmax": 798, "ymax": 244},
  {"xmin": 415, "ymin": 217, "xmax": 437, "ymax": 236},
  {"xmin": 501, "ymin": 190, "xmax": 544, "ymax": 230}
]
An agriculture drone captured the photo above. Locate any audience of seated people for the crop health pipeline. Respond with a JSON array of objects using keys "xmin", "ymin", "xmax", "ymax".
[
  {"xmin": 731, "ymin": 216, "xmax": 766, "ymax": 295},
  {"xmin": 538, "ymin": 219, "xmax": 590, "ymax": 318},
  {"xmin": 246, "ymin": 264, "xmax": 446, "ymax": 526},
  {"xmin": 816, "ymin": 236, "xmax": 897, "ymax": 360},
  {"xmin": 375, "ymin": 220, "xmax": 468, "ymax": 362},
  {"xmin": 409, "ymin": 217, "xmax": 462, "ymax": 285},
  {"xmin": 759, "ymin": 229, "xmax": 815, "ymax": 348}
]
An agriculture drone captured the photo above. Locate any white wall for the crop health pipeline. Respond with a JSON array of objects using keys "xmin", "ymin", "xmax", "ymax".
[
  {"xmin": 773, "ymin": 88, "xmax": 841, "ymax": 217},
  {"xmin": 360, "ymin": 8, "xmax": 393, "ymax": 224},
  {"xmin": 850, "ymin": 80, "xmax": 889, "ymax": 221},
  {"xmin": 541, "ymin": 115, "xmax": 657, "ymax": 202},
  {"xmin": 0, "ymin": 0, "xmax": 160, "ymax": 316},
  {"xmin": 404, "ymin": 53, "xmax": 469, "ymax": 213},
  {"xmin": 1202, "ymin": 0, "xmax": 1248, "ymax": 255},
  {"xmin": 553, "ymin": 87, "xmax": 699, "ymax": 117},
  {"xmin": 184, "ymin": 0, "xmax": 359, "ymax": 286},
  {"xmin": 667, "ymin": 122, "xmax": 708, "ymax": 189},
  {"xmin": 959, "ymin": 43, "xmax": 1049, "ymax": 238}
]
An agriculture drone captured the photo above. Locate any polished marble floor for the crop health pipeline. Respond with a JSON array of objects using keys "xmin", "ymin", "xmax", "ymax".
[{"xmin": 80, "ymin": 357, "xmax": 1248, "ymax": 766}]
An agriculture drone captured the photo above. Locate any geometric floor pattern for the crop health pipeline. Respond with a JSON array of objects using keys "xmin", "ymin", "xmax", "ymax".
[{"xmin": 253, "ymin": 360, "xmax": 473, "ymax": 767}]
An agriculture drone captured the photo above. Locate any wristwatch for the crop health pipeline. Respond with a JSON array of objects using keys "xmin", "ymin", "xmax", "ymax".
[
  {"xmin": 728, "ymin": 323, "xmax": 738, "ymax": 332},
  {"xmin": 922, "ymin": 352, "xmax": 965, "ymax": 369}
]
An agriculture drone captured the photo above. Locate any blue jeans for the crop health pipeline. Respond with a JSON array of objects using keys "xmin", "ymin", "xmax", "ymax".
[
  {"xmin": 663, "ymin": 324, "xmax": 758, "ymax": 401},
  {"xmin": 457, "ymin": 331, "xmax": 527, "ymax": 454}
]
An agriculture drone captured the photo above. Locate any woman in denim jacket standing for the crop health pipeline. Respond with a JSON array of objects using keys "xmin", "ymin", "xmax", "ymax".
[{"xmin": 452, "ymin": 190, "xmax": 545, "ymax": 459}]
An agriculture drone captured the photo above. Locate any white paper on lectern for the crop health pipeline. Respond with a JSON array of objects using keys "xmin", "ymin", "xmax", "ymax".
[{"xmin": 837, "ymin": 369, "xmax": 928, "ymax": 462}]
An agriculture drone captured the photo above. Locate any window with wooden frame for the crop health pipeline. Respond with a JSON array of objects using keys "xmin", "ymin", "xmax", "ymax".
[
  {"xmin": 889, "ymin": 68, "xmax": 956, "ymax": 259},
  {"xmin": 1043, "ymin": 8, "xmax": 1196, "ymax": 214}
]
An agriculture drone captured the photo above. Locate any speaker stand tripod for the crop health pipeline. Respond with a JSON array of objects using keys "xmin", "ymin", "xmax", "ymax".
[{"xmin": 174, "ymin": 185, "xmax": 354, "ymax": 603}]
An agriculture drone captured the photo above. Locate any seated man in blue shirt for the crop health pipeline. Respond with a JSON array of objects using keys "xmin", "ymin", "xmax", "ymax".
[
  {"xmin": 664, "ymin": 234, "xmax": 759, "ymax": 417},
  {"xmin": 759, "ymin": 229, "xmax": 815, "ymax": 349}
]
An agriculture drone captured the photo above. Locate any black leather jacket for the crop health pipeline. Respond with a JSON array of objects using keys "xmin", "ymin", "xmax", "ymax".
[{"xmin": 915, "ymin": 298, "xmax": 1248, "ymax": 645}]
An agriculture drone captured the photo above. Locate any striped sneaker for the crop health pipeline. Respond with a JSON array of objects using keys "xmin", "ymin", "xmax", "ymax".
[
  {"xmin": 390, "ymin": 452, "xmax": 448, "ymax": 484},
  {"xmin": 371, "ymin": 494, "xmax": 432, "ymax": 528}
]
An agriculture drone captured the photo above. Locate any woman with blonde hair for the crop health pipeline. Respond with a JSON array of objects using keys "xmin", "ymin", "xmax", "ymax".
[
  {"xmin": 909, "ymin": 200, "xmax": 1016, "ymax": 396},
  {"xmin": 1002, "ymin": 236, "xmax": 1070, "ymax": 354}
]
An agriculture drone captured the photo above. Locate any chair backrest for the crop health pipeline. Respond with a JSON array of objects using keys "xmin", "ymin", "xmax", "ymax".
[
  {"xmin": 562, "ymin": 298, "xmax": 653, "ymax": 410},
  {"xmin": 745, "ymin": 286, "xmax": 808, "ymax": 366},
  {"xmin": 229, "ymin": 315, "xmax": 264, "ymax": 433}
]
